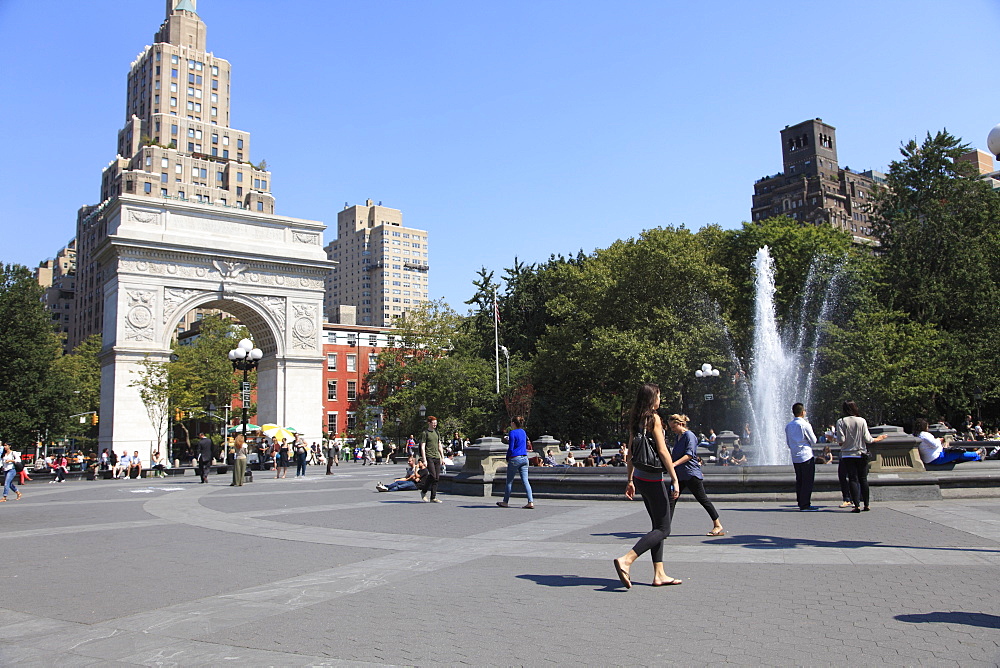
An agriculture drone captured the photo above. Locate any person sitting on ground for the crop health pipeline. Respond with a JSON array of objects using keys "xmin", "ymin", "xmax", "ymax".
[
  {"xmin": 728, "ymin": 444, "xmax": 748, "ymax": 466},
  {"xmin": 565, "ymin": 451, "xmax": 582, "ymax": 467},
  {"xmin": 375, "ymin": 457, "xmax": 424, "ymax": 492},
  {"xmin": 584, "ymin": 455, "xmax": 596, "ymax": 467},
  {"xmin": 541, "ymin": 449, "xmax": 557, "ymax": 467},
  {"xmin": 128, "ymin": 451, "xmax": 142, "ymax": 479},
  {"xmin": 916, "ymin": 418, "xmax": 984, "ymax": 465},
  {"xmin": 609, "ymin": 452, "xmax": 626, "ymax": 467},
  {"xmin": 818, "ymin": 444, "xmax": 834, "ymax": 464}
]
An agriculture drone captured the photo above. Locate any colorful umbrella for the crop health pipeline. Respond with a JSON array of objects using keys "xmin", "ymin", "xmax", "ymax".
[
  {"xmin": 228, "ymin": 423, "xmax": 260, "ymax": 432},
  {"xmin": 261, "ymin": 423, "xmax": 297, "ymax": 443}
]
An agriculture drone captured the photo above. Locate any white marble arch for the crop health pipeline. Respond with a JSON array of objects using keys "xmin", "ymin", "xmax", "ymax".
[{"xmin": 95, "ymin": 196, "xmax": 333, "ymax": 465}]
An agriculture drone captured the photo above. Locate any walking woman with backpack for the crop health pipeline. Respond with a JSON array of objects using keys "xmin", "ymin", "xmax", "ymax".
[{"xmin": 613, "ymin": 383, "xmax": 682, "ymax": 589}]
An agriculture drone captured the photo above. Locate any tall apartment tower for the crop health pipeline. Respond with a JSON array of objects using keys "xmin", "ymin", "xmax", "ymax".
[
  {"xmin": 324, "ymin": 201, "xmax": 430, "ymax": 326},
  {"xmin": 70, "ymin": 0, "xmax": 274, "ymax": 348},
  {"xmin": 35, "ymin": 240, "xmax": 77, "ymax": 351},
  {"xmin": 751, "ymin": 119, "xmax": 883, "ymax": 243}
]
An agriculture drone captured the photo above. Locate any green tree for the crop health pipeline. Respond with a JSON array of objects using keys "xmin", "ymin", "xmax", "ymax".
[
  {"xmin": 872, "ymin": 130, "xmax": 1000, "ymax": 328},
  {"xmin": 49, "ymin": 334, "xmax": 102, "ymax": 448},
  {"xmin": 529, "ymin": 227, "xmax": 732, "ymax": 440},
  {"xmin": 0, "ymin": 264, "xmax": 65, "ymax": 447},
  {"xmin": 818, "ymin": 310, "xmax": 951, "ymax": 424}
]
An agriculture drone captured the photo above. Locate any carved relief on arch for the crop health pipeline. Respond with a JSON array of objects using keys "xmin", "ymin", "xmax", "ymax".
[
  {"xmin": 124, "ymin": 290, "xmax": 156, "ymax": 341},
  {"xmin": 248, "ymin": 295, "xmax": 286, "ymax": 331},
  {"xmin": 163, "ymin": 287, "xmax": 203, "ymax": 324},
  {"xmin": 128, "ymin": 209, "xmax": 161, "ymax": 225},
  {"xmin": 291, "ymin": 302, "xmax": 318, "ymax": 350}
]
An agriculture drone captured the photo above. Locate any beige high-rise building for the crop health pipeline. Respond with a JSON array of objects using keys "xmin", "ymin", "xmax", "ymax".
[
  {"xmin": 35, "ymin": 240, "xmax": 77, "ymax": 351},
  {"xmin": 71, "ymin": 0, "xmax": 274, "ymax": 348},
  {"xmin": 324, "ymin": 200, "xmax": 430, "ymax": 326}
]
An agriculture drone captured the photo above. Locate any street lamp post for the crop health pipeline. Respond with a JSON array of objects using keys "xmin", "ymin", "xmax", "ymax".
[
  {"xmin": 694, "ymin": 363, "xmax": 721, "ymax": 434},
  {"xmin": 228, "ymin": 338, "xmax": 263, "ymax": 479}
]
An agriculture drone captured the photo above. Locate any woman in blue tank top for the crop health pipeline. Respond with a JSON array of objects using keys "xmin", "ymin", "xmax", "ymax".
[{"xmin": 497, "ymin": 415, "xmax": 534, "ymax": 509}]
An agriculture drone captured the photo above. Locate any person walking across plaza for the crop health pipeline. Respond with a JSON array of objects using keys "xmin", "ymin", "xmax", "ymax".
[
  {"xmin": 419, "ymin": 415, "xmax": 444, "ymax": 503},
  {"xmin": 497, "ymin": 415, "xmax": 535, "ymax": 509},
  {"xmin": 613, "ymin": 383, "xmax": 682, "ymax": 589},
  {"xmin": 196, "ymin": 432, "xmax": 213, "ymax": 484},
  {"xmin": 785, "ymin": 402, "xmax": 819, "ymax": 511},
  {"xmin": 0, "ymin": 444, "xmax": 22, "ymax": 501},
  {"xmin": 231, "ymin": 434, "xmax": 248, "ymax": 486},
  {"xmin": 667, "ymin": 414, "xmax": 724, "ymax": 534},
  {"xmin": 835, "ymin": 401, "xmax": 887, "ymax": 513}
]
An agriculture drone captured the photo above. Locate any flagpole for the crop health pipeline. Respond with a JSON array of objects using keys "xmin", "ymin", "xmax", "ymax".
[{"xmin": 494, "ymin": 287, "xmax": 500, "ymax": 394}]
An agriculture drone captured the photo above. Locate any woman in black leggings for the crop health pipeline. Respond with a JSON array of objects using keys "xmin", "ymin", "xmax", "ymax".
[
  {"xmin": 667, "ymin": 414, "xmax": 724, "ymax": 536},
  {"xmin": 613, "ymin": 383, "xmax": 682, "ymax": 589}
]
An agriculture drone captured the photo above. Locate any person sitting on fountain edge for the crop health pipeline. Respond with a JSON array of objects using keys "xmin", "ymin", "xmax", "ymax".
[{"xmin": 915, "ymin": 418, "xmax": 985, "ymax": 466}]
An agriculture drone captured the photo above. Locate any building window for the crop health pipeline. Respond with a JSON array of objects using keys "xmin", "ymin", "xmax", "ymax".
[
  {"xmin": 256, "ymin": 202, "xmax": 264, "ymax": 211},
  {"xmin": 144, "ymin": 182, "xmax": 152, "ymax": 194},
  {"xmin": 327, "ymin": 353, "xmax": 337, "ymax": 370},
  {"xmin": 327, "ymin": 413, "xmax": 337, "ymax": 434},
  {"xmin": 346, "ymin": 354, "xmax": 356, "ymax": 372},
  {"xmin": 327, "ymin": 380, "xmax": 337, "ymax": 400},
  {"xmin": 347, "ymin": 381, "xmax": 357, "ymax": 401},
  {"xmin": 368, "ymin": 353, "xmax": 377, "ymax": 372},
  {"xmin": 347, "ymin": 412, "xmax": 357, "ymax": 429}
]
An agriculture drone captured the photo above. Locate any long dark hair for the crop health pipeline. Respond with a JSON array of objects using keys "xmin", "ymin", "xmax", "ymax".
[
  {"xmin": 629, "ymin": 383, "xmax": 659, "ymax": 434},
  {"xmin": 842, "ymin": 400, "xmax": 860, "ymax": 417}
]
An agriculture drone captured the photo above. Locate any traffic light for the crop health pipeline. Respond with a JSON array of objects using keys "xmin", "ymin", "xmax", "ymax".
[
  {"xmin": 91, "ymin": 414, "xmax": 99, "ymax": 425},
  {"xmin": 175, "ymin": 408, "xmax": 183, "ymax": 421}
]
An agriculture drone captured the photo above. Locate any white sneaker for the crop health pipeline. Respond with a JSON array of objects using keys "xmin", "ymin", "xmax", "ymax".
[
  {"xmin": 420, "ymin": 493, "xmax": 429, "ymax": 502},
  {"xmin": 431, "ymin": 498, "xmax": 442, "ymax": 503}
]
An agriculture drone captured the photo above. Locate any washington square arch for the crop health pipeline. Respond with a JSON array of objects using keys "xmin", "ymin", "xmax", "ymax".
[{"xmin": 95, "ymin": 195, "xmax": 333, "ymax": 457}]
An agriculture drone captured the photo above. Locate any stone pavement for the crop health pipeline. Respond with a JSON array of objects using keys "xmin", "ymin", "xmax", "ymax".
[{"xmin": 0, "ymin": 464, "xmax": 998, "ymax": 666}]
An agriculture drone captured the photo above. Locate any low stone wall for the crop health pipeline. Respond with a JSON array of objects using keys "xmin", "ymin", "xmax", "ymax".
[{"xmin": 441, "ymin": 460, "xmax": 1000, "ymax": 501}]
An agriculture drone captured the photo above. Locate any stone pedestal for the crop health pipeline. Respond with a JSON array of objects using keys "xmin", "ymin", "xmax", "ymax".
[
  {"xmin": 869, "ymin": 425, "xmax": 925, "ymax": 472},
  {"xmin": 442, "ymin": 436, "xmax": 507, "ymax": 496},
  {"xmin": 533, "ymin": 434, "xmax": 559, "ymax": 459}
]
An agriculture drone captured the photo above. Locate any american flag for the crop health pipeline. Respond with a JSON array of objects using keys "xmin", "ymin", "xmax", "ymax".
[{"xmin": 493, "ymin": 292, "xmax": 501, "ymax": 325}]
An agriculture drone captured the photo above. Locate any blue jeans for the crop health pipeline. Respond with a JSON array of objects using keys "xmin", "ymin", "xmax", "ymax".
[
  {"xmin": 929, "ymin": 450, "xmax": 981, "ymax": 465},
  {"xmin": 387, "ymin": 480, "xmax": 417, "ymax": 491},
  {"xmin": 296, "ymin": 458, "xmax": 307, "ymax": 476},
  {"xmin": 3, "ymin": 469, "xmax": 17, "ymax": 497},
  {"xmin": 503, "ymin": 456, "xmax": 533, "ymax": 503}
]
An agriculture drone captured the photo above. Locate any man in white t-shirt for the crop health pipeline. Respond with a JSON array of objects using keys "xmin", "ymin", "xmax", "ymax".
[
  {"xmin": 114, "ymin": 452, "xmax": 132, "ymax": 479},
  {"xmin": 915, "ymin": 418, "xmax": 983, "ymax": 465}
]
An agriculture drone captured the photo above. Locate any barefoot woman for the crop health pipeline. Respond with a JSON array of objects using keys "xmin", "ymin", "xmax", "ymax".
[{"xmin": 613, "ymin": 383, "xmax": 682, "ymax": 588}]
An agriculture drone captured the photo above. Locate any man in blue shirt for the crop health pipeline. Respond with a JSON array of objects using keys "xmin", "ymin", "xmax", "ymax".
[{"xmin": 785, "ymin": 403, "xmax": 818, "ymax": 511}]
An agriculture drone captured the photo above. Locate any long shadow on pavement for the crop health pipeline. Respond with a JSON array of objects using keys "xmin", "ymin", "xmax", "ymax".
[
  {"xmin": 705, "ymin": 534, "xmax": 1000, "ymax": 555},
  {"xmin": 895, "ymin": 612, "xmax": 1000, "ymax": 629},
  {"xmin": 516, "ymin": 574, "xmax": 622, "ymax": 592}
]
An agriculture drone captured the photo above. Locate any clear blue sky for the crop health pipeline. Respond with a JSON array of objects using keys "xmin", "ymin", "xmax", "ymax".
[{"xmin": 3, "ymin": 0, "xmax": 1000, "ymax": 312}]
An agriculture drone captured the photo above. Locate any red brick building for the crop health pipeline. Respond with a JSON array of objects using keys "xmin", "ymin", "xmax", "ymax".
[{"xmin": 322, "ymin": 322, "xmax": 393, "ymax": 439}]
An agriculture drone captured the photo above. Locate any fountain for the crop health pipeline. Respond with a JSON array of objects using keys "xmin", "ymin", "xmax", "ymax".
[{"xmin": 748, "ymin": 247, "xmax": 842, "ymax": 465}]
